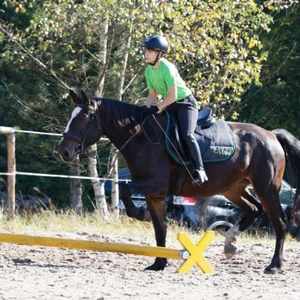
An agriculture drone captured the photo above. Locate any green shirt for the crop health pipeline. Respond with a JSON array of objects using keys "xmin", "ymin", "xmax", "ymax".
[{"xmin": 145, "ymin": 58, "xmax": 191, "ymax": 101}]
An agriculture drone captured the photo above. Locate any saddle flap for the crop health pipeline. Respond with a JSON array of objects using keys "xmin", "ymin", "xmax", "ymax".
[{"xmin": 165, "ymin": 109, "xmax": 235, "ymax": 164}]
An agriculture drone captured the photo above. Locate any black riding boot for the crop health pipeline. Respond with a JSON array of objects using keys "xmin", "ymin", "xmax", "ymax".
[{"xmin": 185, "ymin": 135, "xmax": 208, "ymax": 184}]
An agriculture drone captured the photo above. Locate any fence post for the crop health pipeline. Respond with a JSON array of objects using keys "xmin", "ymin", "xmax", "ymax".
[
  {"xmin": 7, "ymin": 132, "xmax": 16, "ymax": 219},
  {"xmin": 0, "ymin": 127, "xmax": 16, "ymax": 219}
]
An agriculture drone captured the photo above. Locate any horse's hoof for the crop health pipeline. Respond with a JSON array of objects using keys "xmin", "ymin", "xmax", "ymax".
[
  {"xmin": 224, "ymin": 243, "xmax": 237, "ymax": 260},
  {"xmin": 144, "ymin": 258, "xmax": 166, "ymax": 271},
  {"xmin": 144, "ymin": 264, "xmax": 163, "ymax": 271},
  {"xmin": 264, "ymin": 264, "xmax": 280, "ymax": 274}
]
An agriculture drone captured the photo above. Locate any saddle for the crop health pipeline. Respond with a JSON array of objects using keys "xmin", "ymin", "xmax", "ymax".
[{"xmin": 165, "ymin": 108, "xmax": 236, "ymax": 165}]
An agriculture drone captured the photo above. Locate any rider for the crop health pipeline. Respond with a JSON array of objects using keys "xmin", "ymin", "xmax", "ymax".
[{"xmin": 142, "ymin": 34, "xmax": 208, "ymax": 184}]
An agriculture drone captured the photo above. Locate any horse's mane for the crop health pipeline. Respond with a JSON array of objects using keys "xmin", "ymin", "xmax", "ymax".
[{"xmin": 94, "ymin": 97, "xmax": 144, "ymax": 130}]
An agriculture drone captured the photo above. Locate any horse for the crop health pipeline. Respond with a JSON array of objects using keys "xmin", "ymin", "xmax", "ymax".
[{"xmin": 57, "ymin": 90, "xmax": 300, "ymax": 274}]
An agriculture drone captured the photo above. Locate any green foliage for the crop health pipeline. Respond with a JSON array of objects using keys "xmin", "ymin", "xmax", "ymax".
[
  {"xmin": 0, "ymin": 0, "xmax": 299, "ymax": 209},
  {"xmin": 238, "ymin": 2, "xmax": 300, "ymax": 135},
  {"xmin": 1, "ymin": 0, "xmax": 275, "ymax": 111},
  {"xmin": 151, "ymin": 0, "xmax": 273, "ymax": 120}
]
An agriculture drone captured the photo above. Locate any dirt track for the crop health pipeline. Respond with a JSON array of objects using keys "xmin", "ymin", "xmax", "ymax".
[{"xmin": 0, "ymin": 232, "xmax": 299, "ymax": 300}]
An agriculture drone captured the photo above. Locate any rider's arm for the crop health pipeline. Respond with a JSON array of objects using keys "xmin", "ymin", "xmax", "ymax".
[
  {"xmin": 157, "ymin": 86, "xmax": 177, "ymax": 111},
  {"xmin": 145, "ymin": 89, "xmax": 157, "ymax": 108}
]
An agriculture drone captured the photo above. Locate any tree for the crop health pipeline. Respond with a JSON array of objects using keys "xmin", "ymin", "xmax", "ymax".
[
  {"xmin": 238, "ymin": 2, "xmax": 300, "ymax": 136},
  {"xmin": 1, "ymin": 0, "xmax": 297, "ymax": 213}
]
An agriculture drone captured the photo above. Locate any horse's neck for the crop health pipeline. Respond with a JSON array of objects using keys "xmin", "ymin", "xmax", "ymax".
[
  {"xmin": 100, "ymin": 116, "xmax": 138, "ymax": 151},
  {"xmin": 98, "ymin": 101, "xmax": 166, "ymax": 152},
  {"xmin": 102, "ymin": 125, "xmax": 125, "ymax": 149}
]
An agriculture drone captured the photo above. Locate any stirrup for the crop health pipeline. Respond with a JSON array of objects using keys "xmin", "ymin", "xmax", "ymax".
[{"xmin": 192, "ymin": 169, "xmax": 208, "ymax": 185}]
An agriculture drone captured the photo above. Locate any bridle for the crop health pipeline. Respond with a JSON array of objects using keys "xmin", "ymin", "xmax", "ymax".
[
  {"xmin": 62, "ymin": 101, "xmax": 169, "ymax": 158},
  {"xmin": 63, "ymin": 101, "xmax": 102, "ymax": 153}
]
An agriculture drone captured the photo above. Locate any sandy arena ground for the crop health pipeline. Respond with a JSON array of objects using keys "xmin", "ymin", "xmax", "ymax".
[{"xmin": 0, "ymin": 232, "xmax": 299, "ymax": 300}]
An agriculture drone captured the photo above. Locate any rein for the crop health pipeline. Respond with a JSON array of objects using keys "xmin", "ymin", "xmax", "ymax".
[
  {"xmin": 118, "ymin": 117, "xmax": 149, "ymax": 152},
  {"xmin": 63, "ymin": 101, "xmax": 194, "ymax": 185},
  {"xmin": 140, "ymin": 115, "xmax": 160, "ymax": 145},
  {"xmin": 151, "ymin": 114, "xmax": 199, "ymax": 185},
  {"xmin": 63, "ymin": 101, "xmax": 149, "ymax": 157}
]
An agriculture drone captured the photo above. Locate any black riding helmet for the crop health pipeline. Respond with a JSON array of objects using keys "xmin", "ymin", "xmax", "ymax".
[{"xmin": 142, "ymin": 35, "xmax": 168, "ymax": 53}]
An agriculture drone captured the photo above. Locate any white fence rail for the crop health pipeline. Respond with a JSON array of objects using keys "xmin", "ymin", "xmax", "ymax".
[{"xmin": 0, "ymin": 126, "xmax": 125, "ymax": 219}]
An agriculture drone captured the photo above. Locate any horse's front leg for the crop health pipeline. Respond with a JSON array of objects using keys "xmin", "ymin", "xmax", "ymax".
[
  {"xmin": 119, "ymin": 183, "xmax": 151, "ymax": 221},
  {"xmin": 144, "ymin": 195, "xmax": 167, "ymax": 271}
]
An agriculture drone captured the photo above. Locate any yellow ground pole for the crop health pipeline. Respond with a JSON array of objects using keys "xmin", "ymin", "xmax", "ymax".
[{"xmin": 0, "ymin": 231, "xmax": 214, "ymax": 274}]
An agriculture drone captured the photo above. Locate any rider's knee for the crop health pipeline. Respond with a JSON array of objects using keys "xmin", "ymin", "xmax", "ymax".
[{"xmin": 183, "ymin": 133, "xmax": 196, "ymax": 143}]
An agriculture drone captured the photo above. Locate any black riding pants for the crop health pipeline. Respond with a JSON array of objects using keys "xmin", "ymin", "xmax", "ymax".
[{"xmin": 165, "ymin": 94, "xmax": 198, "ymax": 143}]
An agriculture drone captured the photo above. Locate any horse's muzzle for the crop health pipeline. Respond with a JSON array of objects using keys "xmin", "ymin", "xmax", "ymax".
[{"xmin": 56, "ymin": 143, "xmax": 77, "ymax": 162}]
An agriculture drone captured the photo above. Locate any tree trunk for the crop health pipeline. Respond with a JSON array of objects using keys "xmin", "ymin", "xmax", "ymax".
[
  {"xmin": 118, "ymin": 24, "xmax": 132, "ymax": 99},
  {"xmin": 87, "ymin": 144, "xmax": 109, "ymax": 220},
  {"xmin": 110, "ymin": 22, "xmax": 133, "ymax": 218},
  {"xmin": 95, "ymin": 18, "xmax": 108, "ymax": 97},
  {"xmin": 86, "ymin": 18, "xmax": 109, "ymax": 219},
  {"xmin": 110, "ymin": 146, "xmax": 119, "ymax": 219},
  {"xmin": 70, "ymin": 156, "xmax": 83, "ymax": 215}
]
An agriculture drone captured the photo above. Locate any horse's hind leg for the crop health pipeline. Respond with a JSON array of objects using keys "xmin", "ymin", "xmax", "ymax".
[
  {"xmin": 250, "ymin": 168, "xmax": 287, "ymax": 274},
  {"xmin": 119, "ymin": 183, "xmax": 151, "ymax": 221},
  {"xmin": 265, "ymin": 206, "xmax": 287, "ymax": 274},
  {"xmin": 256, "ymin": 187, "xmax": 287, "ymax": 274},
  {"xmin": 223, "ymin": 185, "xmax": 264, "ymax": 259}
]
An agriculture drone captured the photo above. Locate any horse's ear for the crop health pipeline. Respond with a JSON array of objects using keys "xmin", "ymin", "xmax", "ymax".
[
  {"xmin": 81, "ymin": 90, "xmax": 91, "ymax": 106},
  {"xmin": 69, "ymin": 89, "xmax": 78, "ymax": 104}
]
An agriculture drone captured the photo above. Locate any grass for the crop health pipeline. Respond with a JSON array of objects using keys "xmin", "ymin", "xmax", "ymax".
[
  {"xmin": 0, "ymin": 210, "xmax": 192, "ymax": 239},
  {"xmin": 0, "ymin": 210, "xmax": 293, "ymax": 244}
]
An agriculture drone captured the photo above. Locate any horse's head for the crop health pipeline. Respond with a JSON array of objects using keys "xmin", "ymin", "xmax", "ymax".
[{"xmin": 57, "ymin": 90, "xmax": 102, "ymax": 162}]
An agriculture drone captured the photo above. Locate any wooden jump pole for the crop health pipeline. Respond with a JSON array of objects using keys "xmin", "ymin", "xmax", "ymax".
[
  {"xmin": 0, "ymin": 233, "xmax": 180, "ymax": 259},
  {"xmin": 0, "ymin": 126, "xmax": 16, "ymax": 219},
  {"xmin": 0, "ymin": 232, "xmax": 215, "ymax": 274}
]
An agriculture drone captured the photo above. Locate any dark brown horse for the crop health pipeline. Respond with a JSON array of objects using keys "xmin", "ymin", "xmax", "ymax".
[{"xmin": 57, "ymin": 90, "xmax": 300, "ymax": 274}]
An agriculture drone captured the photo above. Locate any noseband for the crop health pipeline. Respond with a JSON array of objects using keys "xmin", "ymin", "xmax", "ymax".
[{"xmin": 63, "ymin": 102, "xmax": 102, "ymax": 153}]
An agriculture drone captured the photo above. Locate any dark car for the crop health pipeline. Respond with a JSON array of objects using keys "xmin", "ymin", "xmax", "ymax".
[
  {"xmin": 168, "ymin": 181, "xmax": 299, "ymax": 236},
  {"xmin": 105, "ymin": 168, "xmax": 299, "ymax": 236},
  {"xmin": 163, "ymin": 195, "xmax": 240, "ymax": 232}
]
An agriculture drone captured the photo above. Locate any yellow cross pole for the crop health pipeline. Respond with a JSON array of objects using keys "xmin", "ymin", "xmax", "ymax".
[
  {"xmin": 177, "ymin": 231, "xmax": 215, "ymax": 274},
  {"xmin": 0, "ymin": 232, "xmax": 215, "ymax": 274}
]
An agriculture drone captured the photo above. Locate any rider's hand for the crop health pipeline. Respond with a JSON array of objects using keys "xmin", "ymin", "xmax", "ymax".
[{"xmin": 145, "ymin": 106, "xmax": 159, "ymax": 116}]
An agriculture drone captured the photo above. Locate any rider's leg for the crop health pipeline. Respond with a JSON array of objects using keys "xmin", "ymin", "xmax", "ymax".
[
  {"xmin": 185, "ymin": 134, "xmax": 208, "ymax": 184},
  {"xmin": 177, "ymin": 98, "xmax": 208, "ymax": 184}
]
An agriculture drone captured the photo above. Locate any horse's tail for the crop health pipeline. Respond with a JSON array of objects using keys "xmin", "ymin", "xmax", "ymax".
[{"xmin": 273, "ymin": 129, "xmax": 300, "ymax": 224}]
